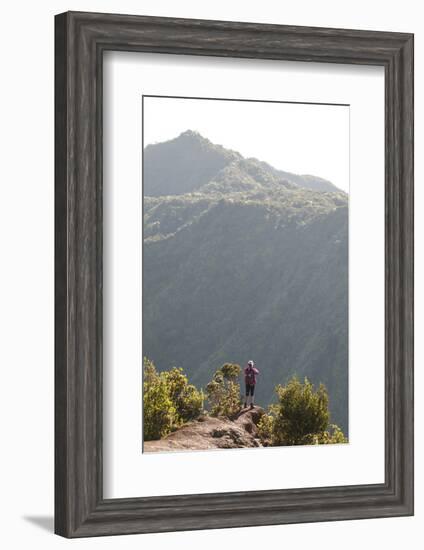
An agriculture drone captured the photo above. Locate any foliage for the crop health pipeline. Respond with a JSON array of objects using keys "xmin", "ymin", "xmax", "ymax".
[
  {"xmin": 163, "ymin": 367, "xmax": 203, "ymax": 423},
  {"xmin": 257, "ymin": 411, "xmax": 275, "ymax": 445},
  {"xmin": 143, "ymin": 358, "xmax": 203, "ymax": 441},
  {"xmin": 205, "ymin": 363, "xmax": 242, "ymax": 418},
  {"xmin": 258, "ymin": 376, "xmax": 347, "ymax": 446},
  {"xmin": 143, "ymin": 358, "xmax": 176, "ymax": 441},
  {"xmin": 313, "ymin": 424, "xmax": 348, "ymax": 444}
]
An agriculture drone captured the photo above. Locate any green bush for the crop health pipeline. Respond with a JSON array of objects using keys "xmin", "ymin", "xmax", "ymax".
[
  {"xmin": 258, "ymin": 376, "xmax": 346, "ymax": 446},
  {"xmin": 257, "ymin": 411, "xmax": 275, "ymax": 445},
  {"xmin": 163, "ymin": 367, "xmax": 203, "ymax": 423},
  {"xmin": 314, "ymin": 424, "xmax": 348, "ymax": 444},
  {"xmin": 205, "ymin": 363, "xmax": 242, "ymax": 418},
  {"xmin": 143, "ymin": 358, "xmax": 203, "ymax": 441},
  {"xmin": 143, "ymin": 358, "xmax": 176, "ymax": 441}
]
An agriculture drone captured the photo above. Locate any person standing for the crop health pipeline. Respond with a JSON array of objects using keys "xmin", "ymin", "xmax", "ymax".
[{"xmin": 244, "ymin": 360, "xmax": 259, "ymax": 409}]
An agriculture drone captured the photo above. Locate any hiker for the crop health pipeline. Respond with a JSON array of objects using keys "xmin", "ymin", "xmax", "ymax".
[{"xmin": 244, "ymin": 360, "xmax": 259, "ymax": 409}]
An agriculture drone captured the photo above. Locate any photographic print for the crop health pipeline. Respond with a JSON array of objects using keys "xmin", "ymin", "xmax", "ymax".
[
  {"xmin": 55, "ymin": 13, "xmax": 414, "ymax": 536},
  {"xmin": 142, "ymin": 95, "xmax": 349, "ymax": 453}
]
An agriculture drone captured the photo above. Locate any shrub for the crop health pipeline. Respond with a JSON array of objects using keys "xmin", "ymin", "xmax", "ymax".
[
  {"xmin": 314, "ymin": 424, "xmax": 348, "ymax": 444},
  {"xmin": 258, "ymin": 376, "xmax": 346, "ymax": 446},
  {"xmin": 163, "ymin": 367, "xmax": 203, "ymax": 423},
  {"xmin": 257, "ymin": 411, "xmax": 275, "ymax": 445},
  {"xmin": 143, "ymin": 358, "xmax": 203, "ymax": 441},
  {"xmin": 205, "ymin": 363, "xmax": 242, "ymax": 418},
  {"xmin": 143, "ymin": 359, "xmax": 176, "ymax": 441}
]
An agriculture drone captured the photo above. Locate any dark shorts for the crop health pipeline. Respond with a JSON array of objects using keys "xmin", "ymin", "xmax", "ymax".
[{"xmin": 245, "ymin": 383, "xmax": 255, "ymax": 396}]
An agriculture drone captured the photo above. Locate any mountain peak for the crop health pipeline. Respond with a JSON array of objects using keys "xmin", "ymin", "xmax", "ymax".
[
  {"xmin": 175, "ymin": 130, "xmax": 216, "ymax": 148},
  {"xmin": 179, "ymin": 129, "xmax": 203, "ymax": 139},
  {"xmin": 176, "ymin": 129, "xmax": 219, "ymax": 148},
  {"xmin": 144, "ymin": 130, "xmax": 241, "ymax": 196},
  {"xmin": 144, "ymin": 131, "xmax": 343, "ymax": 197}
]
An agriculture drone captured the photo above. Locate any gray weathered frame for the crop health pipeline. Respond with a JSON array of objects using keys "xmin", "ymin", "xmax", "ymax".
[{"xmin": 55, "ymin": 11, "xmax": 414, "ymax": 538}]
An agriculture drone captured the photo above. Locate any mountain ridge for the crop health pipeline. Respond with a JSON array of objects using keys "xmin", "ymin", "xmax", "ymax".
[{"xmin": 144, "ymin": 130, "xmax": 344, "ymax": 196}]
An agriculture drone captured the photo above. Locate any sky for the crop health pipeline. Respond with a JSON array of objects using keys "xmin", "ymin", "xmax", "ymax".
[{"xmin": 143, "ymin": 96, "xmax": 350, "ymax": 193}]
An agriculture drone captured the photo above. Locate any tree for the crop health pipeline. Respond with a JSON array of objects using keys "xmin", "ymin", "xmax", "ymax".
[
  {"xmin": 143, "ymin": 358, "xmax": 176, "ymax": 441},
  {"xmin": 163, "ymin": 367, "xmax": 203, "ymax": 423},
  {"xmin": 258, "ymin": 376, "xmax": 346, "ymax": 446},
  {"xmin": 205, "ymin": 363, "xmax": 242, "ymax": 418},
  {"xmin": 143, "ymin": 359, "xmax": 203, "ymax": 441}
]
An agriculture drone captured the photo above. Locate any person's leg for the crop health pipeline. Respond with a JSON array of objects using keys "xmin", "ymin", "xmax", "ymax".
[
  {"xmin": 250, "ymin": 384, "xmax": 255, "ymax": 408},
  {"xmin": 244, "ymin": 384, "xmax": 249, "ymax": 408},
  {"xmin": 246, "ymin": 385, "xmax": 253, "ymax": 407},
  {"xmin": 246, "ymin": 384, "xmax": 254, "ymax": 407}
]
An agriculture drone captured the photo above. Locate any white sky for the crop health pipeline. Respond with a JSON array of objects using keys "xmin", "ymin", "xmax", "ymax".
[{"xmin": 143, "ymin": 96, "xmax": 350, "ymax": 193}]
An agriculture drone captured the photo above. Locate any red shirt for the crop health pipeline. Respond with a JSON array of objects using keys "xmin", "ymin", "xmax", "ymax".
[{"xmin": 244, "ymin": 365, "xmax": 259, "ymax": 385}]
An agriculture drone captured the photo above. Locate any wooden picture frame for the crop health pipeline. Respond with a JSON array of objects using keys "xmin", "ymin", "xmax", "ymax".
[{"xmin": 55, "ymin": 11, "xmax": 414, "ymax": 538}]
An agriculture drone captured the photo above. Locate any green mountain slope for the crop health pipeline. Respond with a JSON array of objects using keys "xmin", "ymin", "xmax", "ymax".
[{"xmin": 143, "ymin": 131, "xmax": 349, "ymax": 432}]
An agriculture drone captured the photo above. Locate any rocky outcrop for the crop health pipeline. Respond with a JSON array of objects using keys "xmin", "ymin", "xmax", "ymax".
[{"xmin": 144, "ymin": 407, "xmax": 265, "ymax": 453}]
